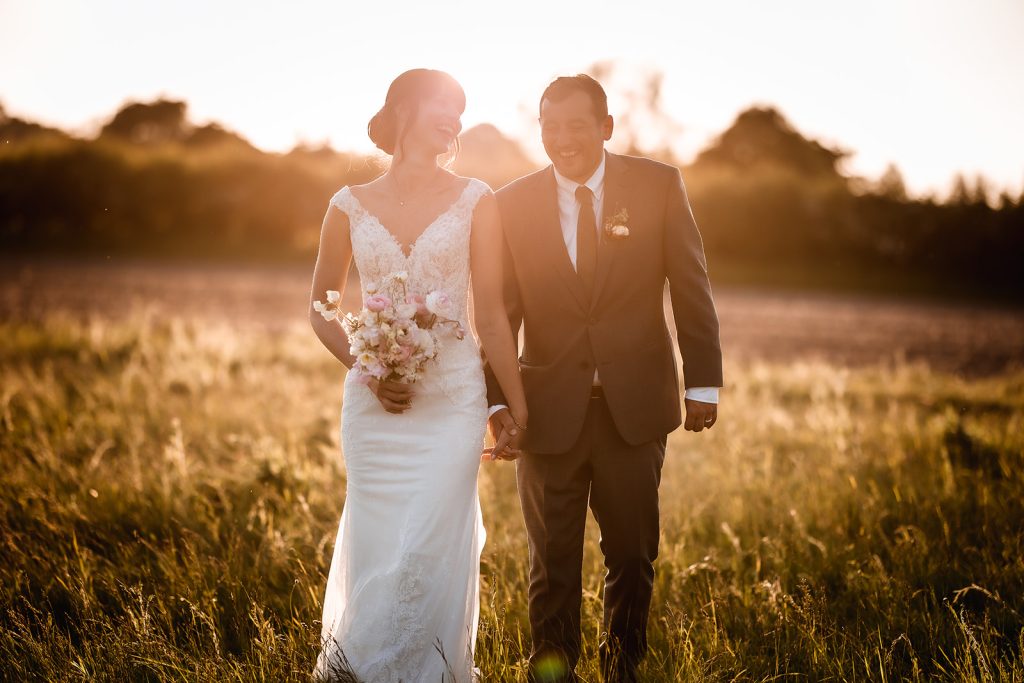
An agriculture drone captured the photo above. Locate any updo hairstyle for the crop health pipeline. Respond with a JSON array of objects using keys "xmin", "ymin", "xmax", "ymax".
[{"xmin": 367, "ymin": 69, "xmax": 466, "ymax": 157}]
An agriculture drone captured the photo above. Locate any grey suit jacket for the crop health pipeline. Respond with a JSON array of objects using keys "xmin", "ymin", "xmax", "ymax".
[{"xmin": 485, "ymin": 151, "xmax": 723, "ymax": 454}]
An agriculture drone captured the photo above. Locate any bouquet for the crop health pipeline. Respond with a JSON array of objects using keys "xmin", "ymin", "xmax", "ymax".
[{"xmin": 314, "ymin": 271, "xmax": 465, "ymax": 384}]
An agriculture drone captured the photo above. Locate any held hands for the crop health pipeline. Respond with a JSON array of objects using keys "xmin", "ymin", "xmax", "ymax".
[
  {"xmin": 684, "ymin": 398, "xmax": 718, "ymax": 433},
  {"xmin": 482, "ymin": 408, "xmax": 525, "ymax": 461},
  {"xmin": 368, "ymin": 378, "xmax": 415, "ymax": 414}
]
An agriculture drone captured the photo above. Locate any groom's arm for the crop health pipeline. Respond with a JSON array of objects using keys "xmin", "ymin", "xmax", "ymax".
[{"xmin": 663, "ymin": 166, "xmax": 724, "ymax": 392}]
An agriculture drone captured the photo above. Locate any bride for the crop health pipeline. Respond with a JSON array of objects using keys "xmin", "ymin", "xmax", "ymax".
[{"xmin": 308, "ymin": 69, "xmax": 527, "ymax": 682}]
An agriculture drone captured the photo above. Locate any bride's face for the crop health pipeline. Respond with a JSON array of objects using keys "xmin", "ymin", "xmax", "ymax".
[{"xmin": 401, "ymin": 94, "xmax": 463, "ymax": 156}]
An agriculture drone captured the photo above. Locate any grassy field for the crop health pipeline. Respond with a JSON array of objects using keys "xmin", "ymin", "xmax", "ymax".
[{"xmin": 1, "ymin": 312, "xmax": 1022, "ymax": 681}]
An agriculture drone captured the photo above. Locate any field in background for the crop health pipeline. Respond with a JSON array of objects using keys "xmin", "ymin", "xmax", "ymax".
[
  {"xmin": 4, "ymin": 256, "xmax": 1023, "ymax": 377},
  {"xmin": 1, "ymin": 259, "xmax": 1023, "ymax": 680}
]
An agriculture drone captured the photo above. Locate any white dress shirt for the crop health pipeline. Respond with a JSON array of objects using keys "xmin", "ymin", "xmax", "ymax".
[{"xmin": 554, "ymin": 153, "xmax": 606, "ymax": 271}]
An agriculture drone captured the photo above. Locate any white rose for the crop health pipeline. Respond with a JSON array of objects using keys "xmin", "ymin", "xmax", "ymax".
[
  {"xmin": 392, "ymin": 271, "xmax": 409, "ymax": 283},
  {"xmin": 413, "ymin": 328, "xmax": 436, "ymax": 355},
  {"xmin": 364, "ymin": 281, "xmax": 379, "ymax": 295},
  {"xmin": 425, "ymin": 290, "xmax": 451, "ymax": 315},
  {"xmin": 396, "ymin": 303, "xmax": 418, "ymax": 320},
  {"xmin": 313, "ymin": 300, "xmax": 338, "ymax": 321}
]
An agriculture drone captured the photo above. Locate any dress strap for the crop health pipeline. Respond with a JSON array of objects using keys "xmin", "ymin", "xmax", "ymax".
[
  {"xmin": 459, "ymin": 178, "xmax": 493, "ymax": 215},
  {"xmin": 329, "ymin": 186, "xmax": 357, "ymax": 219}
]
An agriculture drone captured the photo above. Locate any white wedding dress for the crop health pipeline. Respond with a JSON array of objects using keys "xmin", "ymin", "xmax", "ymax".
[{"xmin": 315, "ymin": 178, "xmax": 491, "ymax": 682}]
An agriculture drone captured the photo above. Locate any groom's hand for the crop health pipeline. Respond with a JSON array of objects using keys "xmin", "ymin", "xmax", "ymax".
[
  {"xmin": 684, "ymin": 398, "xmax": 718, "ymax": 433},
  {"xmin": 484, "ymin": 408, "xmax": 523, "ymax": 461}
]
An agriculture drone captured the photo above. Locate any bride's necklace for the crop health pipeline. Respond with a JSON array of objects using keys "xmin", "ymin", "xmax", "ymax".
[{"xmin": 391, "ymin": 170, "xmax": 444, "ymax": 208}]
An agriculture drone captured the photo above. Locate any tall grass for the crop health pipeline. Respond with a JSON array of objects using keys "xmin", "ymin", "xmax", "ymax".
[{"xmin": 1, "ymin": 313, "xmax": 1022, "ymax": 681}]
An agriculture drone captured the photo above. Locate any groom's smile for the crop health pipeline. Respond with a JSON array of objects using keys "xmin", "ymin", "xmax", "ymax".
[{"xmin": 539, "ymin": 90, "xmax": 614, "ymax": 184}]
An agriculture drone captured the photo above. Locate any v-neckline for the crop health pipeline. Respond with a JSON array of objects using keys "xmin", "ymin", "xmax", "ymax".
[{"xmin": 348, "ymin": 179, "xmax": 472, "ymax": 260}]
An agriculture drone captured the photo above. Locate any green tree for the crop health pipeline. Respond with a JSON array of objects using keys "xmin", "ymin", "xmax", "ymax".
[
  {"xmin": 691, "ymin": 107, "xmax": 848, "ymax": 180},
  {"xmin": 876, "ymin": 163, "xmax": 908, "ymax": 201},
  {"xmin": 949, "ymin": 173, "xmax": 971, "ymax": 205},
  {"xmin": 0, "ymin": 101, "xmax": 70, "ymax": 145},
  {"xmin": 184, "ymin": 123, "xmax": 254, "ymax": 150},
  {"xmin": 100, "ymin": 99, "xmax": 189, "ymax": 144}
]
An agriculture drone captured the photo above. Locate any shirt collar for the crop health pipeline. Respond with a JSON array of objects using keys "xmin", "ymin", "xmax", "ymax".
[{"xmin": 553, "ymin": 151, "xmax": 606, "ymax": 201}]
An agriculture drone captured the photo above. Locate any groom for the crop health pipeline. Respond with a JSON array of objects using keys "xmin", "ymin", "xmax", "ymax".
[{"xmin": 484, "ymin": 74, "xmax": 723, "ymax": 682}]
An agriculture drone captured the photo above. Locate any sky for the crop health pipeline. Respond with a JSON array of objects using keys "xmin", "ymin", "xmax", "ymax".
[{"xmin": 2, "ymin": 0, "xmax": 1022, "ymax": 198}]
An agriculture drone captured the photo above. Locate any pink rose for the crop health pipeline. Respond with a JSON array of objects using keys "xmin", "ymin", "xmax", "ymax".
[
  {"xmin": 408, "ymin": 294, "xmax": 429, "ymax": 316},
  {"xmin": 365, "ymin": 294, "xmax": 392, "ymax": 312}
]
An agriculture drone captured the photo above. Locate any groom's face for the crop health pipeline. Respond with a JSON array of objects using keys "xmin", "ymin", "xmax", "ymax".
[{"xmin": 540, "ymin": 91, "xmax": 613, "ymax": 184}]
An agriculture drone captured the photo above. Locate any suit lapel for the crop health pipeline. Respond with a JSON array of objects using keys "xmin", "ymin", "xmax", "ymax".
[
  {"xmin": 592, "ymin": 152, "xmax": 628, "ymax": 305},
  {"xmin": 531, "ymin": 167, "xmax": 588, "ymax": 311}
]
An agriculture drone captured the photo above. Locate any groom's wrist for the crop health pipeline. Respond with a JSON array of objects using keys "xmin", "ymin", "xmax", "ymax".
[{"xmin": 684, "ymin": 387, "xmax": 720, "ymax": 404}]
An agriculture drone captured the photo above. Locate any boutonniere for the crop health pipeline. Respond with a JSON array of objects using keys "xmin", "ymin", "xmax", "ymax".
[{"xmin": 603, "ymin": 208, "xmax": 630, "ymax": 240}]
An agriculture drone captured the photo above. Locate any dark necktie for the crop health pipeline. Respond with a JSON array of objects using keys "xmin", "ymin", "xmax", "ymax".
[{"xmin": 575, "ymin": 185, "xmax": 597, "ymax": 293}]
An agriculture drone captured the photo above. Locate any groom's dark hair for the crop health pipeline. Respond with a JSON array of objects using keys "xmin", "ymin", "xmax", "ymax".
[{"xmin": 540, "ymin": 74, "xmax": 609, "ymax": 120}]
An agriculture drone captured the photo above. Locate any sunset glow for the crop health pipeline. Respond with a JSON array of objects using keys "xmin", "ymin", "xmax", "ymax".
[{"xmin": 2, "ymin": 0, "xmax": 1022, "ymax": 197}]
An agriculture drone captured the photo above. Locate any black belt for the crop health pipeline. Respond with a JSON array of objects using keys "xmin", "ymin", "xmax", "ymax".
[{"xmin": 589, "ymin": 385, "xmax": 605, "ymax": 400}]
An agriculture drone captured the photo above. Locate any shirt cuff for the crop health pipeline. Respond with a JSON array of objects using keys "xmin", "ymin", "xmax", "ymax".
[
  {"xmin": 487, "ymin": 404, "xmax": 508, "ymax": 418},
  {"xmin": 684, "ymin": 387, "xmax": 719, "ymax": 404}
]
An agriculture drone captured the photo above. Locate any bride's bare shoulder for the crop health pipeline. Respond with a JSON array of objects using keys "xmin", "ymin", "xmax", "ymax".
[
  {"xmin": 347, "ymin": 176, "xmax": 389, "ymax": 198},
  {"xmin": 446, "ymin": 172, "xmax": 494, "ymax": 194}
]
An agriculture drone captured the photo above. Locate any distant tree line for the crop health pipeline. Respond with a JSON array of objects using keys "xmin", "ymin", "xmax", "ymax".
[
  {"xmin": 0, "ymin": 100, "xmax": 382, "ymax": 260},
  {"xmin": 0, "ymin": 98, "xmax": 1021, "ymax": 299},
  {"xmin": 681, "ymin": 107, "xmax": 1024, "ymax": 297}
]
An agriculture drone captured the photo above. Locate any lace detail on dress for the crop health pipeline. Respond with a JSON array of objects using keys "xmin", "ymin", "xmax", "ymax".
[
  {"xmin": 346, "ymin": 556, "xmax": 430, "ymax": 682},
  {"xmin": 333, "ymin": 179, "xmax": 491, "ymax": 402}
]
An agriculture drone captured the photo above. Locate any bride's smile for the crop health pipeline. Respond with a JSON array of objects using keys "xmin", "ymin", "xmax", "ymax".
[{"xmin": 403, "ymin": 94, "xmax": 464, "ymax": 156}]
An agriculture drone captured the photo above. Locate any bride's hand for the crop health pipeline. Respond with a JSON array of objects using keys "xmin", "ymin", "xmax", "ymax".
[
  {"xmin": 482, "ymin": 408, "xmax": 525, "ymax": 461},
  {"xmin": 367, "ymin": 378, "xmax": 415, "ymax": 414}
]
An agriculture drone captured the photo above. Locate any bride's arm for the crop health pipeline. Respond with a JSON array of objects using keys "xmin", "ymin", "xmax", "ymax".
[
  {"xmin": 308, "ymin": 205, "xmax": 357, "ymax": 368},
  {"xmin": 309, "ymin": 203, "xmax": 415, "ymax": 414},
  {"xmin": 470, "ymin": 191, "xmax": 528, "ymax": 429}
]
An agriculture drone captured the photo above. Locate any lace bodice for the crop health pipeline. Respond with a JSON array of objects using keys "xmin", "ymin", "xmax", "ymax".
[
  {"xmin": 329, "ymin": 178, "xmax": 491, "ymax": 400},
  {"xmin": 331, "ymin": 179, "xmax": 488, "ymax": 326}
]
